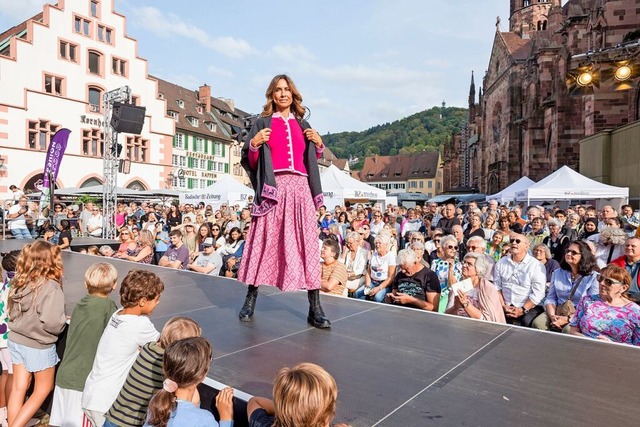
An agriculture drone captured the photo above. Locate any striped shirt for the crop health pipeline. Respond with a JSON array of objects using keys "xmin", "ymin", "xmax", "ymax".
[{"xmin": 104, "ymin": 341, "xmax": 164, "ymax": 427}]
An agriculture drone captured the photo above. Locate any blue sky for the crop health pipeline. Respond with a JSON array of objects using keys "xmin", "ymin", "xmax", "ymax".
[{"xmin": 1, "ymin": 0, "xmax": 517, "ymax": 133}]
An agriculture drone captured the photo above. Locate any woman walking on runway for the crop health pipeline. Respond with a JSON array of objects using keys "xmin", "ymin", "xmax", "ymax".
[{"xmin": 237, "ymin": 74, "xmax": 330, "ymax": 328}]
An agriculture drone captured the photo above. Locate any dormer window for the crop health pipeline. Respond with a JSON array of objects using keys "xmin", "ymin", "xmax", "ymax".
[
  {"xmin": 367, "ymin": 173, "xmax": 374, "ymax": 178},
  {"xmin": 394, "ymin": 172, "xmax": 401, "ymax": 176},
  {"xmin": 206, "ymin": 122, "xmax": 217, "ymax": 132},
  {"xmin": 197, "ymin": 106, "xmax": 203, "ymax": 114},
  {"xmin": 167, "ymin": 110, "xmax": 178, "ymax": 121},
  {"xmin": 177, "ymin": 99, "xmax": 185, "ymax": 109},
  {"xmin": 187, "ymin": 116, "xmax": 198, "ymax": 126},
  {"xmin": 381, "ymin": 173, "xmax": 388, "ymax": 178},
  {"xmin": 158, "ymin": 93, "xmax": 164, "ymax": 99}
]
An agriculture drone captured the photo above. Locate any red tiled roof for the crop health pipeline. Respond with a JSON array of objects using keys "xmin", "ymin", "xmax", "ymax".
[
  {"xmin": 359, "ymin": 152, "xmax": 439, "ymax": 182},
  {"xmin": 500, "ymin": 32, "xmax": 532, "ymax": 61},
  {"xmin": 318, "ymin": 146, "xmax": 348, "ymax": 170}
]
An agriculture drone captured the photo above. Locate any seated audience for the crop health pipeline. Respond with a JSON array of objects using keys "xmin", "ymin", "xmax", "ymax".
[
  {"xmin": 114, "ymin": 229, "xmax": 154, "ymax": 264},
  {"xmin": 532, "ymin": 243, "xmax": 561, "ymax": 285},
  {"xmin": 187, "ymin": 238, "xmax": 223, "ymax": 276},
  {"xmin": 339, "ymin": 232, "xmax": 368, "ymax": 297},
  {"xmin": 570, "ymin": 265, "xmax": 640, "ymax": 346},
  {"xmin": 386, "ymin": 249, "xmax": 439, "ymax": 311},
  {"xmin": 611, "ymin": 237, "xmax": 640, "ymax": 302},
  {"xmin": 431, "ymin": 235, "xmax": 462, "ymax": 312},
  {"xmin": 544, "ymin": 219, "xmax": 570, "ymax": 263},
  {"xmin": 320, "ymin": 239, "xmax": 348, "ymax": 296},
  {"xmin": 158, "ymin": 230, "xmax": 190, "ymax": 270},
  {"xmin": 595, "ymin": 228, "xmax": 627, "ymax": 269},
  {"xmin": 446, "ymin": 252, "xmax": 506, "ymax": 323},
  {"xmin": 354, "ymin": 233, "xmax": 397, "ymax": 303},
  {"xmin": 532, "ymin": 241, "xmax": 599, "ymax": 333},
  {"xmin": 99, "ymin": 245, "xmax": 115, "ymax": 257}
]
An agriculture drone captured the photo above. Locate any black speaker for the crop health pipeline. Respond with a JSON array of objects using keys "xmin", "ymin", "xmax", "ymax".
[{"xmin": 111, "ymin": 102, "xmax": 146, "ymax": 134}]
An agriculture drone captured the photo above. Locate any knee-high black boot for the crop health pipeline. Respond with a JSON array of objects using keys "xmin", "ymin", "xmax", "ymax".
[
  {"xmin": 307, "ymin": 289, "xmax": 331, "ymax": 329},
  {"xmin": 239, "ymin": 285, "xmax": 259, "ymax": 322}
]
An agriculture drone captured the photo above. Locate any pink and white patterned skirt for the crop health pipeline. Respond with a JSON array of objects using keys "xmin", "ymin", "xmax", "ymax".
[{"xmin": 238, "ymin": 173, "xmax": 321, "ymax": 291}]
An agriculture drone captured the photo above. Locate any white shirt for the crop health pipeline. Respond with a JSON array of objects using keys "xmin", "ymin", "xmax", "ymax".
[
  {"xmin": 369, "ymin": 220, "xmax": 385, "ymax": 238},
  {"xmin": 87, "ymin": 214, "xmax": 103, "ymax": 237},
  {"xmin": 369, "ymin": 251, "xmax": 397, "ymax": 282},
  {"xmin": 82, "ymin": 310, "xmax": 159, "ymax": 413},
  {"xmin": 493, "ymin": 254, "xmax": 546, "ymax": 307},
  {"xmin": 7, "ymin": 204, "xmax": 27, "ymax": 230}
]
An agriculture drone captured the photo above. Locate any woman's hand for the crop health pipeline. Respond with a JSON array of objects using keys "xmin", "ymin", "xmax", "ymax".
[
  {"xmin": 215, "ymin": 387, "xmax": 234, "ymax": 421},
  {"xmin": 304, "ymin": 128, "xmax": 323, "ymax": 149},
  {"xmin": 250, "ymin": 128, "xmax": 271, "ymax": 148},
  {"xmin": 456, "ymin": 289, "xmax": 469, "ymax": 307}
]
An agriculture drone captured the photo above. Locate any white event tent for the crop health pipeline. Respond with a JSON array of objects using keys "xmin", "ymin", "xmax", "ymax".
[
  {"xmin": 179, "ymin": 175, "xmax": 254, "ymax": 208},
  {"xmin": 486, "ymin": 176, "xmax": 535, "ymax": 203},
  {"xmin": 320, "ymin": 164, "xmax": 386, "ymax": 207},
  {"xmin": 514, "ymin": 166, "xmax": 628, "ymax": 207}
]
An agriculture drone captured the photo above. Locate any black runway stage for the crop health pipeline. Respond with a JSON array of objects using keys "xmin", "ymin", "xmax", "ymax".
[{"xmin": 1, "ymin": 245, "xmax": 639, "ymax": 426}]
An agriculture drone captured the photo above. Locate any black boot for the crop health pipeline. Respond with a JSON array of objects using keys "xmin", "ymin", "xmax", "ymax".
[
  {"xmin": 239, "ymin": 285, "xmax": 259, "ymax": 322},
  {"xmin": 307, "ymin": 289, "xmax": 331, "ymax": 329}
]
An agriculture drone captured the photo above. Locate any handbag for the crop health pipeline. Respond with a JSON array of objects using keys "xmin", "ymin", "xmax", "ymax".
[{"xmin": 555, "ymin": 276, "xmax": 584, "ymax": 317}]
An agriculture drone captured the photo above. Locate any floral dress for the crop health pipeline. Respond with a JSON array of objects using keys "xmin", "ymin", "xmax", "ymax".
[
  {"xmin": 570, "ymin": 295, "xmax": 640, "ymax": 346},
  {"xmin": 0, "ymin": 277, "xmax": 11, "ymax": 347},
  {"xmin": 431, "ymin": 259, "xmax": 463, "ymax": 313}
]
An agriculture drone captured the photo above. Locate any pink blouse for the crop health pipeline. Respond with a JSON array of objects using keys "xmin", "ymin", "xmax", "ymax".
[{"xmin": 248, "ymin": 112, "xmax": 323, "ymax": 174}]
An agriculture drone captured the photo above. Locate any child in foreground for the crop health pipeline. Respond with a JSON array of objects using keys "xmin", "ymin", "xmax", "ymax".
[
  {"xmin": 7, "ymin": 241, "xmax": 67, "ymax": 427},
  {"xmin": 0, "ymin": 250, "xmax": 20, "ymax": 427},
  {"xmin": 49, "ymin": 262, "xmax": 119, "ymax": 427},
  {"xmin": 82, "ymin": 269, "xmax": 165, "ymax": 427},
  {"xmin": 144, "ymin": 337, "xmax": 234, "ymax": 427},
  {"xmin": 104, "ymin": 317, "xmax": 203, "ymax": 427},
  {"xmin": 247, "ymin": 362, "xmax": 350, "ymax": 427}
]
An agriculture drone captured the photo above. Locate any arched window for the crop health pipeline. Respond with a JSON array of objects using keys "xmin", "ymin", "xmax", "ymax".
[
  {"xmin": 127, "ymin": 180, "xmax": 147, "ymax": 191},
  {"xmin": 88, "ymin": 50, "xmax": 102, "ymax": 75},
  {"xmin": 80, "ymin": 177, "xmax": 103, "ymax": 188},
  {"xmin": 88, "ymin": 86, "xmax": 102, "ymax": 112}
]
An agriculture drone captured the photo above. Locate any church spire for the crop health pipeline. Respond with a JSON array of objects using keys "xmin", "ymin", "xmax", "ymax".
[{"xmin": 468, "ymin": 71, "xmax": 476, "ymax": 107}]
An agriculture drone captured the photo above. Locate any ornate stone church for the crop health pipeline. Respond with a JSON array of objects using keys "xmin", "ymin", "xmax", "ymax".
[{"xmin": 444, "ymin": 0, "xmax": 640, "ymax": 194}]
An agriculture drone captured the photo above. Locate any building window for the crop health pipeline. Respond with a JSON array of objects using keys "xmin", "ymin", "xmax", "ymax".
[
  {"xmin": 59, "ymin": 40, "xmax": 78, "ymax": 62},
  {"xmin": 126, "ymin": 135, "xmax": 149, "ymax": 162},
  {"xmin": 97, "ymin": 25, "xmax": 113, "ymax": 44},
  {"xmin": 82, "ymin": 128, "xmax": 103, "ymax": 156},
  {"xmin": 199, "ymin": 159, "xmax": 207, "ymax": 169},
  {"xmin": 111, "ymin": 57, "xmax": 127, "ymax": 76},
  {"xmin": 428, "ymin": 180, "xmax": 433, "ymax": 188},
  {"xmin": 88, "ymin": 87, "xmax": 102, "ymax": 112},
  {"xmin": 173, "ymin": 175, "xmax": 186, "ymax": 188},
  {"xmin": 168, "ymin": 111, "xmax": 178, "ymax": 121},
  {"xmin": 44, "ymin": 74, "xmax": 64, "ymax": 96},
  {"xmin": 233, "ymin": 144, "xmax": 241, "ymax": 156},
  {"xmin": 90, "ymin": 0, "xmax": 99, "ymax": 17},
  {"xmin": 74, "ymin": 15, "xmax": 91, "ymax": 36},
  {"xmin": 27, "ymin": 120, "xmax": 60, "ymax": 151},
  {"xmin": 177, "ymin": 100, "xmax": 185, "ymax": 109},
  {"xmin": 88, "ymin": 51, "xmax": 102, "ymax": 75},
  {"xmin": 419, "ymin": 181, "xmax": 424, "ymax": 189},
  {"xmin": 195, "ymin": 137, "xmax": 204, "ymax": 152},
  {"xmin": 187, "ymin": 116, "xmax": 198, "ymax": 127},
  {"xmin": 158, "ymin": 92, "xmax": 164, "ymax": 99},
  {"xmin": 172, "ymin": 155, "xmax": 186, "ymax": 166},
  {"xmin": 213, "ymin": 142, "xmax": 222, "ymax": 156},
  {"xmin": 206, "ymin": 122, "xmax": 217, "ymax": 132},
  {"xmin": 174, "ymin": 133, "xmax": 185, "ymax": 149}
]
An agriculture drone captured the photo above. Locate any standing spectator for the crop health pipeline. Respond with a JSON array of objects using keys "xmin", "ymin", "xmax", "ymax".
[
  {"xmin": 493, "ymin": 233, "xmax": 546, "ymax": 326},
  {"xmin": 399, "ymin": 208, "xmax": 422, "ymax": 246},
  {"xmin": 187, "ymin": 238, "xmax": 223, "ymax": 276},
  {"xmin": 368, "ymin": 211, "xmax": 385, "ymax": 239},
  {"xmin": 8, "ymin": 185, "xmax": 24, "ymax": 204},
  {"xmin": 86, "ymin": 206, "xmax": 103, "ymax": 238},
  {"xmin": 543, "ymin": 218, "xmax": 569, "ymax": 263},
  {"xmin": 6, "ymin": 197, "xmax": 31, "ymax": 239},
  {"xmin": 153, "ymin": 222, "xmax": 169, "ymax": 265},
  {"xmin": 57, "ymin": 219, "xmax": 73, "ymax": 250},
  {"xmin": 158, "ymin": 230, "xmax": 190, "ymax": 270},
  {"xmin": 386, "ymin": 249, "xmax": 440, "ymax": 311},
  {"xmin": 78, "ymin": 202, "xmax": 94, "ymax": 237},
  {"xmin": 50, "ymin": 263, "xmax": 118, "ymax": 427},
  {"xmin": 166, "ymin": 205, "xmax": 181, "ymax": 229},
  {"xmin": 436, "ymin": 203, "xmax": 460, "ymax": 235}
]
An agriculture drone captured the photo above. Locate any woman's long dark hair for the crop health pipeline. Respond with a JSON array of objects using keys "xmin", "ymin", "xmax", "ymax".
[
  {"xmin": 226, "ymin": 227, "xmax": 242, "ymax": 244},
  {"xmin": 196, "ymin": 223, "xmax": 212, "ymax": 246},
  {"xmin": 146, "ymin": 337, "xmax": 213, "ymax": 427},
  {"xmin": 559, "ymin": 240, "xmax": 599, "ymax": 276},
  {"xmin": 261, "ymin": 74, "xmax": 306, "ymax": 118}
]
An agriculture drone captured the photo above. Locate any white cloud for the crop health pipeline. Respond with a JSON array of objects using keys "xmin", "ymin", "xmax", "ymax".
[
  {"xmin": 269, "ymin": 44, "xmax": 316, "ymax": 63},
  {"xmin": 129, "ymin": 6, "xmax": 253, "ymax": 58},
  {"xmin": 207, "ymin": 65, "xmax": 234, "ymax": 78},
  {"xmin": 0, "ymin": 0, "xmax": 50, "ymax": 21}
]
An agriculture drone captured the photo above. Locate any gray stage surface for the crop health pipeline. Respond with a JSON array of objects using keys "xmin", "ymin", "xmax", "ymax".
[{"xmin": 1, "ymin": 244, "xmax": 639, "ymax": 426}]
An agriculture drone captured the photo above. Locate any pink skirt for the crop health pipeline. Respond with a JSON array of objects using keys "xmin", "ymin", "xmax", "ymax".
[{"xmin": 238, "ymin": 173, "xmax": 321, "ymax": 291}]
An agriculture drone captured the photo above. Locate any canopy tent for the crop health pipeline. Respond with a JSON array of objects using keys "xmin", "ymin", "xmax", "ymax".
[
  {"xmin": 486, "ymin": 176, "xmax": 536, "ymax": 203},
  {"xmin": 54, "ymin": 185, "xmax": 146, "ymax": 198},
  {"xmin": 179, "ymin": 175, "xmax": 254, "ymax": 208},
  {"xmin": 320, "ymin": 164, "xmax": 386, "ymax": 207},
  {"xmin": 514, "ymin": 166, "xmax": 629, "ymax": 207}
]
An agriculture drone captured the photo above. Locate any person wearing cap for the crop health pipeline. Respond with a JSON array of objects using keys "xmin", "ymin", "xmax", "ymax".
[{"xmin": 188, "ymin": 237, "xmax": 223, "ymax": 276}]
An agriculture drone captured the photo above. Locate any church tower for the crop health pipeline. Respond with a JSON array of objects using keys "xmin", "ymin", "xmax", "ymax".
[
  {"xmin": 468, "ymin": 71, "xmax": 476, "ymax": 122},
  {"xmin": 509, "ymin": 0, "xmax": 561, "ymax": 38}
]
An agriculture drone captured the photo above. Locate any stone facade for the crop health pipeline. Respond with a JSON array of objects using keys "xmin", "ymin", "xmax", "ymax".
[{"xmin": 450, "ymin": 0, "xmax": 640, "ymax": 195}]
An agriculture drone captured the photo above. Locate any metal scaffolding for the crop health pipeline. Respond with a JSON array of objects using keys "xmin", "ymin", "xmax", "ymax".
[{"xmin": 102, "ymin": 86, "xmax": 131, "ymax": 239}]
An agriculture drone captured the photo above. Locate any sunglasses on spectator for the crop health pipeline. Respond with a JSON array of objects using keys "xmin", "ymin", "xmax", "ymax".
[
  {"xmin": 434, "ymin": 239, "xmax": 441, "ymax": 243},
  {"xmin": 446, "ymin": 245, "xmax": 458, "ymax": 250},
  {"xmin": 467, "ymin": 246, "xmax": 479, "ymax": 251},
  {"xmin": 511, "ymin": 239, "xmax": 523, "ymax": 244},
  {"xmin": 565, "ymin": 249, "xmax": 580, "ymax": 256},
  {"xmin": 597, "ymin": 275, "xmax": 623, "ymax": 285}
]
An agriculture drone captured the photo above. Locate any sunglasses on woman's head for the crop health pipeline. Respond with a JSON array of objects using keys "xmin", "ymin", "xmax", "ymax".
[{"xmin": 597, "ymin": 275, "xmax": 623, "ymax": 285}]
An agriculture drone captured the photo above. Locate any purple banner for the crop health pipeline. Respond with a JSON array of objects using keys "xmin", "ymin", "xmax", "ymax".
[{"xmin": 43, "ymin": 128, "xmax": 71, "ymax": 189}]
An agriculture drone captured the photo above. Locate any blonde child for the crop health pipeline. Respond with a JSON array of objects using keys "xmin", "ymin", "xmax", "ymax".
[
  {"xmin": 82, "ymin": 269, "xmax": 164, "ymax": 427},
  {"xmin": 144, "ymin": 337, "xmax": 233, "ymax": 427},
  {"xmin": 7, "ymin": 241, "xmax": 67, "ymax": 427},
  {"xmin": 49, "ymin": 263, "xmax": 119, "ymax": 427},
  {"xmin": 0, "ymin": 250, "xmax": 20, "ymax": 426},
  {"xmin": 104, "ymin": 317, "xmax": 203, "ymax": 427},
  {"xmin": 247, "ymin": 362, "xmax": 350, "ymax": 427}
]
